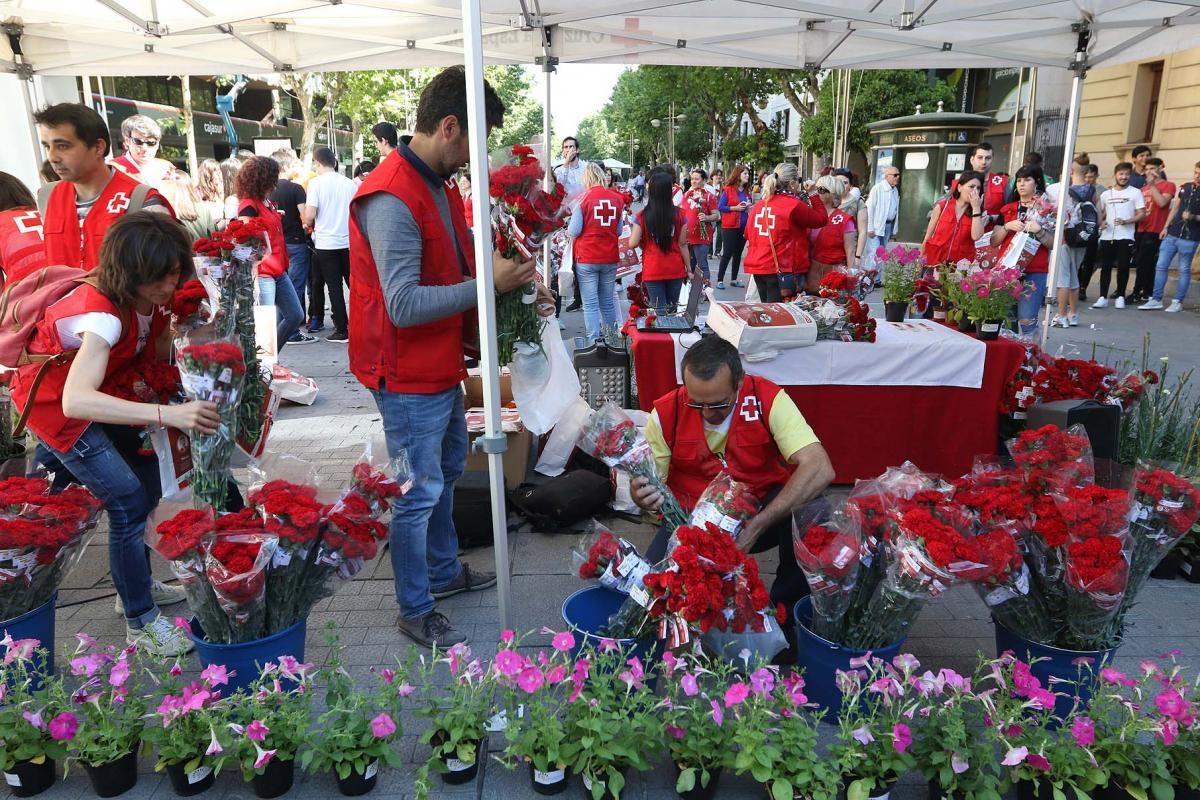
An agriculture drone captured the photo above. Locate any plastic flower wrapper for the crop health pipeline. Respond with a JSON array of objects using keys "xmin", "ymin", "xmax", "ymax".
[
  {"xmin": 792, "ymin": 294, "xmax": 878, "ymax": 343},
  {"xmin": 303, "ymin": 489, "xmax": 393, "ymax": 618},
  {"xmin": 176, "ymin": 333, "xmax": 247, "ymax": 511},
  {"xmin": 170, "ymin": 276, "xmax": 221, "ymax": 333},
  {"xmin": 791, "ymin": 508, "xmax": 862, "ymax": 641},
  {"xmin": 203, "ymin": 530, "xmax": 277, "ymax": 644},
  {"xmin": 218, "ymin": 218, "xmax": 268, "ymax": 453},
  {"xmin": 1063, "ymin": 534, "xmax": 1128, "ymax": 650},
  {"xmin": 689, "ymin": 471, "xmax": 760, "ymax": 541},
  {"xmin": 348, "ymin": 439, "xmax": 413, "ymax": 516},
  {"xmin": 578, "ymin": 402, "xmax": 687, "ymax": 530},
  {"xmin": 950, "ymin": 466, "xmax": 1029, "ymax": 532},
  {"xmin": 571, "ymin": 522, "xmax": 652, "ymax": 595},
  {"xmin": 966, "ymin": 523, "xmax": 1056, "ymax": 644},
  {"xmin": 1006, "ymin": 423, "xmax": 1095, "ymax": 493}
]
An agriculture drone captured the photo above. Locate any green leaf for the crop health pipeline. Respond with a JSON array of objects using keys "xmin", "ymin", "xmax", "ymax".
[
  {"xmin": 849, "ymin": 778, "xmax": 870, "ymax": 800},
  {"xmin": 336, "ymin": 761, "xmax": 351, "ymax": 781},
  {"xmin": 772, "ymin": 778, "xmax": 794, "ymax": 800},
  {"xmin": 677, "ymin": 767, "xmax": 697, "ymax": 793},
  {"xmin": 184, "ymin": 756, "xmax": 201, "ymax": 773},
  {"xmin": 1127, "ymin": 785, "xmax": 1149, "ymax": 800},
  {"xmin": 609, "ymin": 769, "xmax": 625, "ymax": 796},
  {"xmin": 1150, "ymin": 779, "xmax": 1173, "ymax": 800}
]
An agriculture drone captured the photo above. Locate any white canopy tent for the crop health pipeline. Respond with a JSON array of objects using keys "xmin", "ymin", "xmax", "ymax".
[{"xmin": 4, "ymin": 0, "xmax": 1198, "ymax": 626}]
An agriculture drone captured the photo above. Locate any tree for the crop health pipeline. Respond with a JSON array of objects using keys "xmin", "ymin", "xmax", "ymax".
[
  {"xmin": 800, "ymin": 70, "xmax": 955, "ymax": 162},
  {"xmin": 575, "ymin": 113, "xmax": 620, "ymax": 160}
]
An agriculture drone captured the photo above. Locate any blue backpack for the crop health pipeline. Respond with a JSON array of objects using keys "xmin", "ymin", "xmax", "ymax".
[{"xmin": 1065, "ymin": 184, "xmax": 1099, "ymax": 247}]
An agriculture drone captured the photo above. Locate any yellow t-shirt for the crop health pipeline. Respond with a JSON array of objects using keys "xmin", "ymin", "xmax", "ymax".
[{"xmin": 644, "ymin": 389, "xmax": 820, "ymax": 480}]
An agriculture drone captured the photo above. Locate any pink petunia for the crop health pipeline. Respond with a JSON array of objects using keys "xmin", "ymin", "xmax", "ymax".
[
  {"xmin": 397, "ymin": 682, "xmax": 417, "ymax": 698},
  {"xmin": 493, "ymin": 650, "xmax": 524, "ymax": 677},
  {"xmin": 680, "ymin": 673, "xmax": 700, "ymax": 697},
  {"xmin": 710, "ymin": 700, "xmax": 724, "ymax": 726},
  {"xmin": 892, "ymin": 723, "xmax": 912, "ymax": 754},
  {"xmin": 246, "ymin": 720, "xmax": 270, "ymax": 742},
  {"xmin": 253, "ymin": 744, "xmax": 276, "ymax": 770},
  {"xmin": 499, "ymin": 629, "xmax": 515, "ymax": 643},
  {"xmin": 552, "ymin": 631, "xmax": 576, "ymax": 653},
  {"xmin": 724, "ymin": 683, "xmax": 750, "ymax": 707},
  {"xmin": 1071, "ymin": 717, "xmax": 1095, "ymax": 747},
  {"xmin": 370, "ymin": 713, "xmax": 396, "ymax": 738},
  {"xmin": 48, "ymin": 712, "xmax": 78, "ymax": 741},
  {"xmin": 517, "ymin": 666, "xmax": 545, "ymax": 694},
  {"xmin": 200, "ymin": 664, "xmax": 229, "ymax": 688},
  {"xmin": 852, "ymin": 726, "xmax": 874, "ymax": 745}
]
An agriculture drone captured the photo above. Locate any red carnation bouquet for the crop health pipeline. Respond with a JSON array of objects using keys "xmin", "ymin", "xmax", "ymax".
[
  {"xmin": 103, "ymin": 359, "xmax": 185, "ymax": 455},
  {"xmin": 688, "ymin": 471, "xmax": 760, "ymax": 541},
  {"xmin": 791, "ymin": 511, "xmax": 862, "ymax": 640},
  {"xmin": 248, "ymin": 477, "xmax": 327, "ymax": 633},
  {"xmin": 0, "ymin": 476, "xmax": 103, "ymax": 621},
  {"xmin": 573, "ymin": 522, "xmax": 654, "ymax": 598},
  {"xmin": 579, "ymin": 403, "xmax": 687, "ymax": 530},
  {"xmin": 794, "ymin": 295, "xmax": 878, "ymax": 343},
  {"xmin": 177, "ymin": 338, "xmax": 247, "ymax": 510},
  {"xmin": 965, "ymin": 523, "xmax": 1055, "ymax": 642},
  {"xmin": 1007, "ymin": 424, "xmax": 1094, "ymax": 492},
  {"xmin": 491, "ymin": 144, "xmax": 566, "ymax": 365},
  {"xmin": 204, "ymin": 531, "xmax": 276, "ymax": 642},
  {"xmin": 1063, "ymin": 534, "xmax": 1128, "ymax": 650},
  {"xmin": 171, "ymin": 278, "xmax": 217, "ymax": 332}
]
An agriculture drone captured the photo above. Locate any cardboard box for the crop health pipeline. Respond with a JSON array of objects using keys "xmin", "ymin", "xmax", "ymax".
[
  {"xmin": 464, "ymin": 428, "xmax": 533, "ymax": 490},
  {"xmin": 463, "ymin": 369, "xmax": 513, "ymax": 408}
]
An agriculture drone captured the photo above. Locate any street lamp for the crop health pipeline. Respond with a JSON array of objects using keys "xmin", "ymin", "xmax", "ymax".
[{"xmin": 650, "ymin": 100, "xmax": 687, "ymax": 168}]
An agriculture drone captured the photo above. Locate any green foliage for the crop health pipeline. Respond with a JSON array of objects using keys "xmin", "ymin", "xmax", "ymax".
[
  {"xmin": 575, "ymin": 114, "xmax": 622, "ymax": 161},
  {"xmin": 0, "ymin": 645, "xmax": 68, "ymax": 772},
  {"xmin": 226, "ymin": 661, "xmax": 316, "ymax": 781},
  {"xmin": 800, "ymin": 70, "xmax": 956, "ymax": 161},
  {"xmin": 831, "ymin": 658, "xmax": 918, "ymax": 793},
  {"xmin": 141, "ymin": 662, "xmax": 230, "ymax": 772},
  {"xmin": 660, "ymin": 653, "xmax": 738, "ymax": 793},
  {"xmin": 1118, "ymin": 336, "xmax": 1200, "ymax": 472},
  {"xmin": 722, "ymin": 129, "xmax": 785, "ymax": 175},
  {"xmin": 414, "ymin": 642, "xmax": 497, "ymax": 798}
]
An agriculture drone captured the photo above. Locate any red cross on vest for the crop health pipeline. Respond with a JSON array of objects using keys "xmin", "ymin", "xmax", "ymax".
[
  {"xmin": 106, "ymin": 192, "xmax": 130, "ymax": 214},
  {"xmin": 13, "ymin": 210, "xmax": 43, "ymax": 238},
  {"xmin": 739, "ymin": 394, "xmax": 762, "ymax": 423},
  {"xmin": 593, "ymin": 198, "xmax": 617, "ymax": 227},
  {"xmin": 753, "ymin": 206, "xmax": 776, "ymax": 238}
]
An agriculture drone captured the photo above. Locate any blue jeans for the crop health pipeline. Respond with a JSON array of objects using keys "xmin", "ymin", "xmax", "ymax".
[
  {"xmin": 1017, "ymin": 272, "xmax": 1048, "ymax": 336},
  {"xmin": 871, "ymin": 219, "xmax": 895, "ymax": 261},
  {"xmin": 576, "ymin": 262, "xmax": 619, "ymax": 342},
  {"xmin": 286, "ymin": 242, "xmax": 311, "ymax": 313},
  {"xmin": 690, "ymin": 244, "xmax": 711, "ymax": 281},
  {"xmin": 35, "ymin": 426, "xmax": 158, "ymax": 626},
  {"xmin": 371, "ymin": 384, "xmax": 468, "ymax": 619},
  {"xmin": 1152, "ymin": 236, "xmax": 1199, "ymax": 302},
  {"xmin": 645, "ymin": 278, "xmax": 685, "ymax": 314},
  {"xmin": 257, "ymin": 274, "xmax": 305, "ymax": 351}
]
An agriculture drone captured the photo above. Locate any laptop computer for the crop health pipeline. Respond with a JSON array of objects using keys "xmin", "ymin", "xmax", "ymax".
[{"xmin": 637, "ymin": 269, "xmax": 703, "ymax": 333}]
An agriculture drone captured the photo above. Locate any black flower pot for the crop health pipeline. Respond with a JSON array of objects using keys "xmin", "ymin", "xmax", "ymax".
[
  {"xmin": 165, "ymin": 760, "xmax": 215, "ymax": 796},
  {"xmin": 674, "ymin": 763, "xmax": 723, "ymax": 800},
  {"xmin": 4, "ymin": 758, "xmax": 56, "ymax": 797},
  {"xmin": 884, "ymin": 302, "xmax": 907, "ymax": 323},
  {"xmin": 1016, "ymin": 778, "xmax": 1054, "ymax": 800},
  {"xmin": 1175, "ymin": 785, "xmax": 1200, "ymax": 800},
  {"xmin": 1097, "ymin": 783, "xmax": 1137, "ymax": 800},
  {"xmin": 529, "ymin": 763, "xmax": 569, "ymax": 795},
  {"xmin": 336, "ymin": 760, "xmax": 379, "ymax": 797},
  {"xmin": 252, "ymin": 758, "xmax": 295, "ymax": 798},
  {"xmin": 440, "ymin": 743, "xmax": 480, "ymax": 786},
  {"xmin": 84, "ymin": 752, "xmax": 139, "ymax": 798},
  {"xmin": 927, "ymin": 780, "xmax": 966, "ymax": 800},
  {"xmin": 1151, "ymin": 551, "xmax": 1185, "ymax": 580},
  {"xmin": 1183, "ymin": 555, "xmax": 1200, "ymax": 584},
  {"xmin": 974, "ymin": 320, "xmax": 1002, "ymax": 340},
  {"xmin": 842, "ymin": 776, "xmax": 896, "ymax": 800},
  {"xmin": 957, "ymin": 315, "xmax": 976, "ymax": 334}
]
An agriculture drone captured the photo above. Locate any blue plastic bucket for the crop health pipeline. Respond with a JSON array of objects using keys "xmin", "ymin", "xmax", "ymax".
[
  {"xmin": 993, "ymin": 619, "xmax": 1119, "ymax": 719},
  {"xmin": 561, "ymin": 586, "xmax": 660, "ymax": 668},
  {"xmin": 1, "ymin": 592, "xmax": 57, "ymax": 680},
  {"xmin": 188, "ymin": 617, "xmax": 307, "ymax": 691},
  {"xmin": 793, "ymin": 597, "xmax": 906, "ymax": 721}
]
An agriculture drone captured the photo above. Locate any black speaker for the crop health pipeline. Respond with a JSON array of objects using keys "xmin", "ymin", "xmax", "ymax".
[{"xmin": 1026, "ymin": 399, "xmax": 1121, "ymax": 462}]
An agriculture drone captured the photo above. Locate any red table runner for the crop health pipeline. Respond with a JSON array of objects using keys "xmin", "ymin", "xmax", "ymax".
[{"xmin": 629, "ymin": 329, "xmax": 1025, "ymax": 484}]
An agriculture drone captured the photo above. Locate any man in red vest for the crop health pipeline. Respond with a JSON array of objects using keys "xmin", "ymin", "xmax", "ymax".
[
  {"xmin": 349, "ymin": 67, "xmax": 550, "ymax": 648},
  {"xmin": 632, "ymin": 335, "xmax": 834, "ymax": 628},
  {"xmin": 949, "ymin": 142, "xmax": 1009, "ymax": 225},
  {"xmin": 35, "ymin": 104, "xmax": 172, "ymax": 270}
]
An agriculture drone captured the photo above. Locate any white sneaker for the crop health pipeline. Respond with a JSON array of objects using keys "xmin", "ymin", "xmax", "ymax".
[
  {"xmin": 1051, "ymin": 315, "xmax": 1068, "ymax": 328},
  {"xmin": 114, "ymin": 579, "xmax": 187, "ymax": 615},
  {"xmin": 1115, "ymin": 296, "xmax": 1126, "ymax": 309},
  {"xmin": 1166, "ymin": 300, "xmax": 1183, "ymax": 313},
  {"xmin": 126, "ymin": 615, "xmax": 195, "ymax": 657},
  {"xmin": 1138, "ymin": 299, "xmax": 1164, "ymax": 310},
  {"xmin": 1068, "ymin": 314, "xmax": 1079, "ymax": 327},
  {"xmin": 1091, "ymin": 296, "xmax": 1108, "ymax": 309}
]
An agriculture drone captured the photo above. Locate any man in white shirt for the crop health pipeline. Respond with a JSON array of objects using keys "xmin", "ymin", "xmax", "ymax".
[
  {"xmin": 865, "ymin": 167, "xmax": 900, "ymax": 255},
  {"xmin": 1093, "ymin": 161, "xmax": 1147, "ymax": 309},
  {"xmin": 302, "ymin": 146, "xmax": 358, "ymax": 341},
  {"xmin": 553, "ymin": 137, "xmax": 586, "ymax": 203}
]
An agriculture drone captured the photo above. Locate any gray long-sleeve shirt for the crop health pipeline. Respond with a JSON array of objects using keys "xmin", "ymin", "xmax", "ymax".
[{"xmin": 355, "ymin": 140, "xmax": 476, "ymax": 328}]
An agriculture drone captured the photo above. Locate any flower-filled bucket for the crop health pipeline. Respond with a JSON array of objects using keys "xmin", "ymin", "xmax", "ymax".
[
  {"xmin": 992, "ymin": 618, "xmax": 1120, "ymax": 719},
  {"xmin": 186, "ymin": 617, "xmax": 307, "ymax": 693},
  {"xmin": 560, "ymin": 586, "xmax": 659, "ymax": 668},
  {"xmin": 792, "ymin": 596, "xmax": 906, "ymax": 719},
  {"xmin": 0, "ymin": 592, "xmax": 57, "ymax": 681}
]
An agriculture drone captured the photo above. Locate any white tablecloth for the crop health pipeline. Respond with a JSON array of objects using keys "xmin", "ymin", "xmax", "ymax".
[{"xmin": 671, "ymin": 319, "xmax": 986, "ymax": 389}]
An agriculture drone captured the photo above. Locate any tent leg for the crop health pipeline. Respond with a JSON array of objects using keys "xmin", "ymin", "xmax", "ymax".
[
  {"xmin": 1040, "ymin": 68, "xmax": 1085, "ymax": 350},
  {"xmin": 541, "ymin": 62, "xmax": 553, "ymax": 284},
  {"xmin": 461, "ymin": 0, "xmax": 513, "ymax": 630}
]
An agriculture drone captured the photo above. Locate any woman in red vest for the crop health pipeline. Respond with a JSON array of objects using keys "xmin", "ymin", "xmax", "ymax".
[
  {"xmin": 716, "ymin": 165, "xmax": 752, "ymax": 289},
  {"xmin": 11, "ymin": 212, "xmax": 221, "ymax": 657},
  {"xmin": 808, "ymin": 174, "xmax": 858, "ymax": 292},
  {"xmin": 234, "ymin": 156, "xmax": 306, "ymax": 352},
  {"xmin": 923, "ymin": 170, "xmax": 988, "ymax": 265},
  {"xmin": 683, "ymin": 168, "xmax": 719, "ymax": 283},
  {"xmin": 569, "ymin": 162, "xmax": 625, "ymax": 341},
  {"xmin": 743, "ymin": 162, "xmax": 828, "ymax": 302},
  {"xmin": 630, "ymin": 172, "xmax": 690, "ymax": 313},
  {"xmin": 0, "ymin": 172, "xmax": 46, "ymax": 284}
]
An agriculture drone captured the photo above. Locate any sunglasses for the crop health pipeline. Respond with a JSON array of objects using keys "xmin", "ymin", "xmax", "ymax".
[
  {"xmin": 816, "ymin": 187, "xmax": 830, "ymax": 195},
  {"xmin": 131, "ymin": 137, "xmax": 159, "ymax": 147},
  {"xmin": 685, "ymin": 400, "xmax": 733, "ymax": 411}
]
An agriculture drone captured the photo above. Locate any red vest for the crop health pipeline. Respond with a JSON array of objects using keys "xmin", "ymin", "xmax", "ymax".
[
  {"xmin": 720, "ymin": 187, "xmax": 747, "ymax": 229},
  {"xmin": 9, "ymin": 284, "xmax": 169, "ymax": 452},
  {"xmin": 924, "ymin": 200, "xmax": 980, "ymax": 265},
  {"xmin": 574, "ymin": 186, "xmax": 625, "ymax": 264},
  {"xmin": 0, "ymin": 208, "xmax": 47, "ymax": 284},
  {"xmin": 682, "ymin": 189, "xmax": 716, "ymax": 245},
  {"xmin": 110, "ymin": 154, "xmax": 141, "ymax": 176},
  {"xmin": 348, "ymin": 149, "xmax": 476, "ymax": 394},
  {"xmin": 984, "ymin": 172, "xmax": 1009, "ymax": 215},
  {"xmin": 743, "ymin": 193, "xmax": 827, "ymax": 275},
  {"xmin": 238, "ymin": 197, "xmax": 288, "ymax": 278},
  {"xmin": 811, "ymin": 207, "xmax": 854, "ymax": 265},
  {"xmin": 999, "ymin": 201, "xmax": 1049, "ymax": 274},
  {"xmin": 635, "ymin": 207, "xmax": 688, "ymax": 281},
  {"xmin": 655, "ymin": 375, "xmax": 796, "ymax": 511},
  {"xmin": 42, "ymin": 170, "xmax": 170, "ymax": 271}
]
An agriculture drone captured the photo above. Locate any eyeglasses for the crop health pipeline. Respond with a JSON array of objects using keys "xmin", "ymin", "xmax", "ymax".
[
  {"xmin": 685, "ymin": 400, "xmax": 733, "ymax": 411},
  {"xmin": 816, "ymin": 187, "xmax": 830, "ymax": 195},
  {"xmin": 131, "ymin": 137, "xmax": 158, "ymax": 148}
]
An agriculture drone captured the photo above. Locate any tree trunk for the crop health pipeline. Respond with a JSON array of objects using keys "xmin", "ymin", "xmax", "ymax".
[{"xmin": 741, "ymin": 97, "xmax": 768, "ymax": 134}]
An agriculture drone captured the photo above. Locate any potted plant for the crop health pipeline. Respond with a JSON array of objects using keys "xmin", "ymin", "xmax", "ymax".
[
  {"xmin": 1150, "ymin": 654, "xmax": 1200, "ymax": 799},
  {"xmin": 878, "ymin": 245, "xmax": 925, "ymax": 323},
  {"xmin": 832, "ymin": 655, "xmax": 919, "ymax": 800},
  {"xmin": 1091, "ymin": 661, "xmax": 1175, "ymax": 800},
  {"xmin": 53, "ymin": 635, "xmax": 148, "ymax": 798},
  {"xmin": 729, "ymin": 664, "xmax": 838, "ymax": 800},
  {"xmin": 228, "ymin": 656, "xmax": 316, "ymax": 798},
  {"xmin": 908, "ymin": 663, "xmax": 1002, "ymax": 800},
  {"xmin": 302, "ymin": 635, "xmax": 406, "ymax": 796},
  {"xmin": 414, "ymin": 642, "xmax": 495, "ymax": 792},
  {"xmin": 144, "ymin": 661, "xmax": 232, "ymax": 796},
  {"xmin": 660, "ymin": 651, "xmax": 736, "ymax": 800},
  {"xmin": 564, "ymin": 641, "xmax": 665, "ymax": 799},
  {"xmin": 0, "ymin": 638, "xmax": 71, "ymax": 797},
  {"xmin": 494, "ymin": 630, "xmax": 580, "ymax": 795},
  {"xmin": 944, "ymin": 264, "xmax": 1024, "ymax": 340}
]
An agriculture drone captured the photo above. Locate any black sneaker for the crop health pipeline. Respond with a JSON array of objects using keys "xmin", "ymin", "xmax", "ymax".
[
  {"xmin": 431, "ymin": 564, "xmax": 497, "ymax": 599},
  {"xmin": 564, "ymin": 301, "xmax": 583, "ymax": 312},
  {"xmin": 396, "ymin": 611, "xmax": 467, "ymax": 648},
  {"xmin": 307, "ymin": 317, "xmax": 325, "ymax": 333},
  {"xmin": 287, "ymin": 333, "xmax": 319, "ymax": 345},
  {"xmin": 327, "ymin": 331, "xmax": 349, "ymax": 343}
]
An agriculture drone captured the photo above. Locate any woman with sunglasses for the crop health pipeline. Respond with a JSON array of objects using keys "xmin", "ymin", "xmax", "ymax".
[
  {"xmin": 569, "ymin": 161, "xmax": 626, "ymax": 340},
  {"xmin": 923, "ymin": 170, "xmax": 989, "ymax": 265},
  {"xmin": 629, "ymin": 172, "xmax": 690, "ymax": 313},
  {"xmin": 808, "ymin": 174, "xmax": 857, "ymax": 292},
  {"xmin": 743, "ymin": 162, "xmax": 828, "ymax": 302}
]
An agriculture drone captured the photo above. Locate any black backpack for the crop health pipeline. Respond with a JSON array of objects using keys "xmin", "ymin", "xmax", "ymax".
[{"xmin": 1065, "ymin": 185, "xmax": 1099, "ymax": 247}]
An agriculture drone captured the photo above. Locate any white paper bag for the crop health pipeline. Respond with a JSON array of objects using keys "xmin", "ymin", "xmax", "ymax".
[
  {"xmin": 534, "ymin": 398, "xmax": 593, "ymax": 477},
  {"xmin": 510, "ymin": 320, "xmax": 581, "ymax": 435},
  {"xmin": 150, "ymin": 426, "xmax": 193, "ymax": 499}
]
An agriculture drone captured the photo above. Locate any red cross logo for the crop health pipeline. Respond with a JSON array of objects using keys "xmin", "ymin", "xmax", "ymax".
[
  {"xmin": 739, "ymin": 395, "xmax": 761, "ymax": 423},
  {"xmin": 593, "ymin": 199, "xmax": 617, "ymax": 227},
  {"xmin": 13, "ymin": 210, "xmax": 43, "ymax": 239},
  {"xmin": 753, "ymin": 206, "xmax": 776, "ymax": 238},
  {"xmin": 990, "ymin": 174, "xmax": 1005, "ymax": 187},
  {"xmin": 106, "ymin": 192, "xmax": 130, "ymax": 214},
  {"xmin": 831, "ymin": 211, "xmax": 845, "ymax": 225}
]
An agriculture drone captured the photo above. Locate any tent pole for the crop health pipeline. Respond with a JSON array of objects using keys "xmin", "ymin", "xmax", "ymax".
[
  {"xmin": 1009, "ymin": 68, "xmax": 1024, "ymax": 169},
  {"xmin": 461, "ymin": 0, "xmax": 513, "ymax": 629},
  {"xmin": 1039, "ymin": 66, "xmax": 1085, "ymax": 349},
  {"xmin": 541, "ymin": 60, "xmax": 553, "ymax": 284}
]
